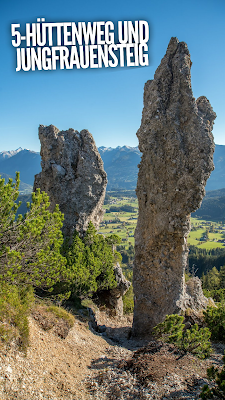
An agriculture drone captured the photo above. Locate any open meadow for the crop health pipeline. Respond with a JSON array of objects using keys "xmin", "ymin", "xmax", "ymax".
[{"xmin": 100, "ymin": 192, "xmax": 225, "ymax": 250}]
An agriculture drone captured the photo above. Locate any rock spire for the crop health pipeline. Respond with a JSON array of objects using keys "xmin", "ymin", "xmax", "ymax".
[
  {"xmin": 34, "ymin": 125, "xmax": 107, "ymax": 238},
  {"xmin": 132, "ymin": 37, "xmax": 216, "ymax": 337}
]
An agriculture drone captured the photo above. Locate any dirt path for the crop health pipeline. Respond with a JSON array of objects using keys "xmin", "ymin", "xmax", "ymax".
[
  {"xmin": 0, "ymin": 313, "xmax": 224, "ymax": 400},
  {"xmin": 0, "ymin": 316, "xmax": 111, "ymax": 399}
]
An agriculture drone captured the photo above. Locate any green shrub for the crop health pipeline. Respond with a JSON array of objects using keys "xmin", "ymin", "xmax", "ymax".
[
  {"xmin": 181, "ymin": 324, "xmax": 212, "ymax": 358},
  {"xmin": 0, "ymin": 283, "xmax": 34, "ymax": 351},
  {"xmin": 153, "ymin": 314, "xmax": 212, "ymax": 359},
  {"xmin": 62, "ymin": 222, "xmax": 121, "ymax": 297},
  {"xmin": 123, "ymin": 285, "xmax": 134, "ymax": 314},
  {"xmin": 200, "ymin": 353, "xmax": 225, "ymax": 399},
  {"xmin": 203, "ymin": 288, "xmax": 225, "ymax": 302},
  {"xmin": 32, "ymin": 303, "xmax": 75, "ymax": 339},
  {"xmin": 204, "ymin": 303, "xmax": 225, "ymax": 341},
  {"xmin": 47, "ymin": 305, "xmax": 75, "ymax": 327},
  {"xmin": 0, "ymin": 173, "xmax": 72, "ymax": 351},
  {"xmin": 0, "ymin": 173, "xmax": 68, "ymax": 291}
]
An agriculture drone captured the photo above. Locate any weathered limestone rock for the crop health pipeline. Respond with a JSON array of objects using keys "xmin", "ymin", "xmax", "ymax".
[
  {"xmin": 108, "ymin": 263, "xmax": 131, "ymax": 316},
  {"xmin": 96, "ymin": 263, "xmax": 131, "ymax": 317},
  {"xmin": 34, "ymin": 125, "xmax": 107, "ymax": 237},
  {"xmin": 185, "ymin": 277, "xmax": 215, "ymax": 311},
  {"xmin": 132, "ymin": 37, "xmax": 216, "ymax": 337}
]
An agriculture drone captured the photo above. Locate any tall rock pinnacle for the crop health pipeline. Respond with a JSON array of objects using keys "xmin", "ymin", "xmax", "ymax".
[
  {"xmin": 34, "ymin": 125, "xmax": 107, "ymax": 238},
  {"xmin": 132, "ymin": 37, "xmax": 216, "ymax": 337}
]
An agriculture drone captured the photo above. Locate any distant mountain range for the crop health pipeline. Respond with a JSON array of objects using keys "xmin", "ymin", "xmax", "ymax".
[
  {"xmin": 0, "ymin": 144, "xmax": 224, "ymax": 193},
  {"xmin": 99, "ymin": 144, "xmax": 225, "ymax": 191},
  {"xmin": 98, "ymin": 146, "xmax": 141, "ymax": 190},
  {"xmin": 0, "ymin": 148, "xmax": 41, "ymax": 193}
]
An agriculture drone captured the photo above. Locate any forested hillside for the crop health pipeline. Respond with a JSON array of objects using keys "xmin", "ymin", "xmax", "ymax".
[{"xmin": 193, "ymin": 188, "xmax": 225, "ymax": 221}]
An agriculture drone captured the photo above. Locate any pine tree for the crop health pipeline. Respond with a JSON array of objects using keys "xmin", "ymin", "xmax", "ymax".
[
  {"xmin": 0, "ymin": 173, "xmax": 68, "ymax": 290},
  {"xmin": 63, "ymin": 222, "xmax": 121, "ymax": 297},
  {"xmin": 153, "ymin": 314, "xmax": 212, "ymax": 359}
]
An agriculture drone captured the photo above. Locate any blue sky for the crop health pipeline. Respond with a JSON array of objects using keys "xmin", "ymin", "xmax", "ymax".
[{"xmin": 0, "ymin": 0, "xmax": 224, "ymax": 152}]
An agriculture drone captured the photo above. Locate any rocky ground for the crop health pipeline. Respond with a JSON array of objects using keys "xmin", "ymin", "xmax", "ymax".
[{"xmin": 0, "ymin": 307, "xmax": 224, "ymax": 400}]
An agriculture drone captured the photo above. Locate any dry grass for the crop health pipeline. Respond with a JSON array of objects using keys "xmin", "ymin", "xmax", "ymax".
[{"xmin": 32, "ymin": 303, "xmax": 75, "ymax": 339}]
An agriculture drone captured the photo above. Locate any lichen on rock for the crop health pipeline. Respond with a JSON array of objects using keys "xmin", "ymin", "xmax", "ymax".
[
  {"xmin": 34, "ymin": 125, "xmax": 107, "ymax": 238},
  {"xmin": 132, "ymin": 37, "xmax": 216, "ymax": 337}
]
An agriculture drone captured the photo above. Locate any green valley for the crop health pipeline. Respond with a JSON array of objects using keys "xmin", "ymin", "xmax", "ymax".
[{"xmin": 100, "ymin": 192, "xmax": 225, "ymax": 251}]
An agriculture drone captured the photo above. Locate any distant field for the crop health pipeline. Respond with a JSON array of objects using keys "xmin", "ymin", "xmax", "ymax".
[
  {"xmin": 100, "ymin": 196, "xmax": 225, "ymax": 250},
  {"xmin": 100, "ymin": 196, "xmax": 138, "ymax": 247},
  {"xmin": 188, "ymin": 217, "xmax": 225, "ymax": 249}
]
